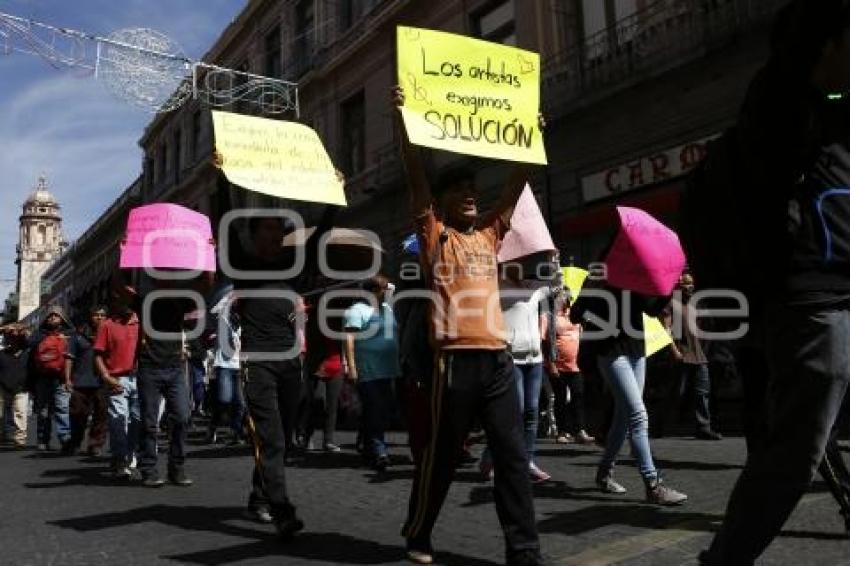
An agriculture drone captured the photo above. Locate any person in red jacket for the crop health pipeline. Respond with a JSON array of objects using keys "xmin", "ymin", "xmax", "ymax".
[{"xmin": 31, "ymin": 305, "xmax": 72, "ymax": 452}]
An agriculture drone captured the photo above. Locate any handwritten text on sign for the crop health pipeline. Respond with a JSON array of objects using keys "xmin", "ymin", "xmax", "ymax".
[
  {"xmin": 120, "ymin": 203, "xmax": 216, "ymax": 272},
  {"xmin": 397, "ymin": 26, "xmax": 546, "ymax": 164},
  {"xmin": 212, "ymin": 110, "xmax": 346, "ymax": 206}
]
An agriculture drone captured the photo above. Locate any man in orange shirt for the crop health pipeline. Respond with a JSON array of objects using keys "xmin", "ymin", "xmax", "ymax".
[{"xmin": 394, "ymin": 87, "xmax": 545, "ymax": 566}]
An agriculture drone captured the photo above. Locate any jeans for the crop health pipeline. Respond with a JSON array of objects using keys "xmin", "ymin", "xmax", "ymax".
[
  {"xmin": 69, "ymin": 387, "xmax": 108, "ymax": 450},
  {"xmin": 1, "ymin": 390, "xmax": 28, "ymax": 445},
  {"xmin": 190, "ymin": 360, "xmax": 206, "ymax": 413},
  {"xmin": 138, "ymin": 365, "xmax": 190, "ymax": 475},
  {"xmin": 358, "ymin": 378, "xmax": 397, "ymax": 460},
  {"xmin": 211, "ymin": 367, "xmax": 244, "ymax": 436},
  {"xmin": 515, "ymin": 363, "xmax": 543, "ymax": 464},
  {"xmin": 597, "ymin": 354, "xmax": 657, "ymax": 481},
  {"xmin": 664, "ymin": 363, "xmax": 714, "ymax": 434},
  {"xmin": 107, "ymin": 374, "xmax": 140, "ymax": 465},
  {"xmin": 705, "ymin": 306, "xmax": 850, "ymax": 565},
  {"xmin": 33, "ymin": 378, "xmax": 71, "ymax": 446}
]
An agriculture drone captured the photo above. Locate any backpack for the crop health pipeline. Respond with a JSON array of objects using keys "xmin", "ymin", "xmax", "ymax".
[{"xmin": 35, "ymin": 333, "xmax": 67, "ymax": 375}]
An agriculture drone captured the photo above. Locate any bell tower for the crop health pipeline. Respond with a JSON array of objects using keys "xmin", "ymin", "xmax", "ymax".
[{"xmin": 16, "ymin": 175, "xmax": 66, "ymax": 320}]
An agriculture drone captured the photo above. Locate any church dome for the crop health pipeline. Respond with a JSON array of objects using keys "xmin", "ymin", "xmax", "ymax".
[{"xmin": 24, "ymin": 176, "xmax": 57, "ymax": 206}]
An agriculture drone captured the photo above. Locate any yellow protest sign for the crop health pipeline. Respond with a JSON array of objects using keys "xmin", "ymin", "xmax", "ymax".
[
  {"xmin": 561, "ymin": 267, "xmax": 588, "ymax": 301},
  {"xmin": 643, "ymin": 314, "xmax": 673, "ymax": 357},
  {"xmin": 212, "ymin": 110, "xmax": 346, "ymax": 206},
  {"xmin": 396, "ymin": 26, "xmax": 546, "ymax": 165}
]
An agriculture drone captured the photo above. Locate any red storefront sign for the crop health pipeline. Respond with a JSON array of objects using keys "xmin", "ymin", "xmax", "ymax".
[{"xmin": 581, "ymin": 134, "xmax": 720, "ymax": 203}]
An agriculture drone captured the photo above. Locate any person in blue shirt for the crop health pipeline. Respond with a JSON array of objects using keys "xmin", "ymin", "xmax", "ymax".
[
  {"xmin": 343, "ymin": 275, "xmax": 400, "ymax": 471},
  {"xmin": 65, "ymin": 306, "xmax": 108, "ymax": 456}
]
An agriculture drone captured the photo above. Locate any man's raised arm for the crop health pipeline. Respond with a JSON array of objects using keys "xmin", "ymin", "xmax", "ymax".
[{"xmin": 392, "ymin": 86, "xmax": 432, "ymax": 216}]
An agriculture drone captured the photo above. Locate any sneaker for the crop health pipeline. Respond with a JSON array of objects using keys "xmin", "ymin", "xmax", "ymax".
[
  {"xmin": 645, "ymin": 477, "xmax": 688, "ymax": 506},
  {"xmin": 14, "ymin": 442, "xmax": 27, "ymax": 450},
  {"xmin": 129, "ymin": 455, "xmax": 138, "ymax": 469},
  {"xmin": 205, "ymin": 428, "xmax": 219, "ymax": 445},
  {"xmin": 113, "ymin": 466, "xmax": 133, "ymax": 479},
  {"xmin": 323, "ymin": 442, "xmax": 341, "ymax": 453},
  {"xmin": 141, "ymin": 472, "xmax": 165, "ymax": 488},
  {"xmin": 596, "ymin": 471, "xmax": 627, "ymax": 494},
  {"xmin": 406, "ymin": 549, "xmax": 434, "ymax": 564},
  {"xmin": 228, "ymin": 436, "xmax": 247, "ymax": 447},
  {"xmin": 274, "ymin": 515, "xmax": 305, "ymax": 540},
  {"xmin": 695, "ymin": 429, "xmax": 723, "ymax": 441},
  {"xmin": 36, "ymin": 443, "xmax": 48, "ymax": 451},
  {"xmin": 245, "ymin": 505, "xmax": 274, "ymax": 524},
  {"xmin": 575, "ymin": 430, "xmax": 596, "ymax": 444},
  {"xmin": 406, "ymin": 540, "xmax": 434, "ymax": 564},
  {"xmin": 556, "ymin": 433, "xmax": 573, "ymax": 444},
  {"xmin": 529, "ymin": 462, "xmax": 551, "ymax": 483},
  {"xmin": 168, "ymin": 468, "xmax": 194, "ymax": 487}
]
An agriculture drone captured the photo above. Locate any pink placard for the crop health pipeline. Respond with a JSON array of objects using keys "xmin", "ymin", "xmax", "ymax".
[
  {"xmin": 604, "ymin": 207, "xmax": 685, "ymax": 296},
  {"xmin": 497, "ymin": 184, "xmax": 556, "ymax": 263},
  {"xmin": 119, "ymin": 203, "xmax": 216, "ymax": 272}
]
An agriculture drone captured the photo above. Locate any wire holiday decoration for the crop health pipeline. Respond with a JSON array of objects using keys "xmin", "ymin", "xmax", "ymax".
[{"xmin": 0, "ymin": 11, "xmax": 299, "ymax": 116}]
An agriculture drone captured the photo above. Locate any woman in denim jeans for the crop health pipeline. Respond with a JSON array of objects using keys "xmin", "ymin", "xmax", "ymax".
[{"xmin": 572, "ymin": 285, "xmax": 687, "ymax": 506}]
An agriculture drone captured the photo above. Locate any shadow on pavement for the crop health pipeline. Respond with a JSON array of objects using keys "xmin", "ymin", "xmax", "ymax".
[
  {"xmin": 536, "ymin": 504, "xmax": 722, "ymax": 536},
  {"xmin": 570, "ymin": 459, "xmax": 743, "ymax": 472},
  {"xmin": 463, "ymin": 482, "xmax": 649, "ymax": 508},
  {"xmin": 50, "ymin": 504, "xmax": 498, "ymax": 565},
  {"xmin": 24, "ymin": 465, "xmax": 120, "ymax": 488}
]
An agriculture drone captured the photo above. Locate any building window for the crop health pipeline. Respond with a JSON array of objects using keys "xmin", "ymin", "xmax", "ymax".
[
  {"xmin": 340, "ymin": 91, "xmax": 366, "ymax": 176},
  {"xmin": 473, "ymin": 0, "xmax": 516, "ymax": 45},
  {"xmin": 174, "ymin": 128, "xmax": 182, "ymax": 182},
  {"xmin": 191, "ymin": 110, "xmax": 202, "ymax": 161},
  {"xmin": 158, "ymin": 143, "xmax": 167, "ymax": 183},
  {"xmin": 264, "ymin": 26, "xmax": 282, "ymax": 79},
  {"xmin": 294, "ymin": 0, "xmax": 316, "ymax": 76},
  {"xmin": 144, "ymin": 155, "xmax": 154, "ymax": 190},
  {"xmin": 340, "ymin": 0, "xmax": 375, "ymax": 30}
]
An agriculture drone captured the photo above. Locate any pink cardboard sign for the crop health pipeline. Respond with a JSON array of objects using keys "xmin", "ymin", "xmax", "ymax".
[
  {"xmin": 119, "ymin": 203, "xmax": 216, "ymax": 272},
  {"xmin": 604, "ymin": 206, "xmax": 685, "ymax": 296},
  {"xmin": 497, "ymin": 184, "xmax": 556, "ymax": 263}
]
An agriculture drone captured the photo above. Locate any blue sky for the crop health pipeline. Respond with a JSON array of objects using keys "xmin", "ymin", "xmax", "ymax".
[{"xmin": 0, "ymin": 0, "xmax": 247, "ymax": 305}]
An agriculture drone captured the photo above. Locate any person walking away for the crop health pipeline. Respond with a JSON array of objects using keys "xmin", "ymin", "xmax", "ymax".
[
  {"xmin": 66, "ymin": 307, "xmax": 109, "ymax": 456},
  {"xmin": 95, "ymin": 277, "xmax": 141, "ymax": 479},
  {"xmin": 0, "ymin": 325, "xmax": 31, "ymax": 449},
  {"xmin": 343, "ymin": 275, "xmax": 401, "ymax": 471},
  {"xmin": 665, "ymin": 273, "xmax": 722, "ymax": 441},
  {"xmin": 546, "ymin": 292, "xmax": 594, "ymax": 445},
  {"xmin": 571, "ymin": 285, "xmax": 688, "ymax": 506},
  {"xmin": 31, "ymin": 305, "xmax": 72, "ymax": 452},
  {"xmin": 394, "ymin": 86, "xmax": 545, "ymax": 566}
]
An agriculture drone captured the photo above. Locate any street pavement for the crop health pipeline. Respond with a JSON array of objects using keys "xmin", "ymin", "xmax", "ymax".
[{"xmin": 1, "ymin": 426, "xmax": 849, "ymax": 565}]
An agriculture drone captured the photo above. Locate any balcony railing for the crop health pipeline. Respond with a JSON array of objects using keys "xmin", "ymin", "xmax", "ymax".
[{"xmin": 542, "ymin": 0, "xmax": 786, "ymax": 116}]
